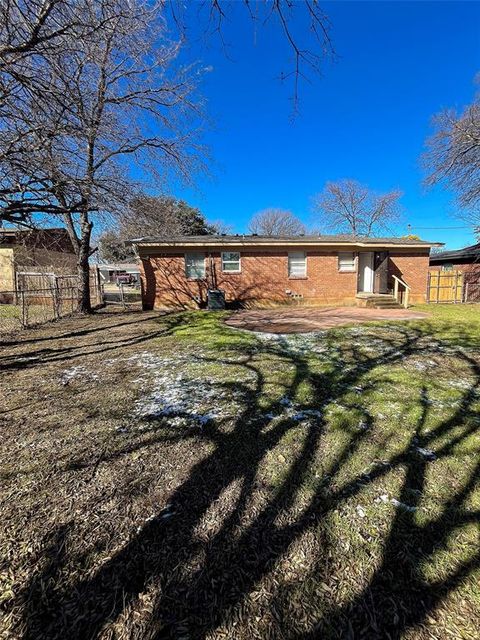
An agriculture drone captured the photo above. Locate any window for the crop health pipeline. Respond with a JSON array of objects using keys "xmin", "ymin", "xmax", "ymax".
[
  {"xmin": 221, "ymin": 251, "xmax": 241, "ymax": 273},
  {"xmin": 185, "ymin": 252, "xmax": 205, "ymax": 279},
  {"xmin": 338, "ymin": 251, "xmax": 356, "ymax": 272},
  {"xmin": 288, "ymin": 251, "xmax": 307, "ymax": 277}
]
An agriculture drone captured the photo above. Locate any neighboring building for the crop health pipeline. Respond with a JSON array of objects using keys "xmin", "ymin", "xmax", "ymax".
[
  {"xmin": 0, "ymin": 228, "xmax": 77, "ymax": 292},
  {"xmin": 131, "ymin": 234, "xmax": 441, "ymax": 310},
  {"xmin": 429, "ymin": 242, "xmax": 480, "ymax": 273},
  {"xmin": 98, "ymin": 263, "xmax": 140, "ymax": 285},
  {"xmin": 428, "ymin": 242, "xmax": 480, "ymax": 303}
]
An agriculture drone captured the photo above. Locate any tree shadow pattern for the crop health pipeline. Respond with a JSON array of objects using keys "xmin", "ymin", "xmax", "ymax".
[{"xmin": 10, "ymin": 319, "xmax": 480, "ymax": 639}]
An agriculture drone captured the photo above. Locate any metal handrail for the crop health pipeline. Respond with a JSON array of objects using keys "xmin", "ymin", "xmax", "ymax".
[{"xmin": 392, "ymin": 274, "xmax": 410, "ymax": 308}]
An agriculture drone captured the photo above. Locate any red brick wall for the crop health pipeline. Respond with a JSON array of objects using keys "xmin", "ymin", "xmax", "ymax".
[
  {"xmin": 388, "ymin": 251, "xmax": 431, "ymax": 303},
  {"xmin": 429, "ymin": 262, "xmax": 480, "ymax": 277},
  {"xmin": 139, "ymin": 247, "xmax": 431, "ymax": 309}
]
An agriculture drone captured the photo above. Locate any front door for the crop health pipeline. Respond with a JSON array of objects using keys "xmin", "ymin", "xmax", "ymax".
[
  {"xmin": 374, "ymin": 251, "xmax": 389, "ymax": 293},
  {"xmin": 358, "ymin": 252, "xmax": 374, "ymax": 292}
]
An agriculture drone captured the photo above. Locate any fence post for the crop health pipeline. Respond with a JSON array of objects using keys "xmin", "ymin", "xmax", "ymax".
[
  {"xmin": 119, "ymin": 283, "xmax": 126, "ymax": 309},
  {"xmin": 20, "ymin": 289, "xmax": 27, "ymax": 329},
  {"xmin": 95, "ymin": 267, "xmax": 103, "ymax": 305},
  {"xmin": 51, "ymin": 275, "xmax": 60, "ymax": 319},
  {"xmin": 14, "ymin": 271, "xmax": 19, "ymax": 305}
]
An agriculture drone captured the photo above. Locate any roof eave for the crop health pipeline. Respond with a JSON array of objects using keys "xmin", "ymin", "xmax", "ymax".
[{"xmin": 131, "ymin": 239, "xmax": 442, "ymax": 250}]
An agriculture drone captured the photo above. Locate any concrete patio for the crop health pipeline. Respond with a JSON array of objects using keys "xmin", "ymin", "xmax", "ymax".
[{"xmin": 225, "ymin": 306, "xmax": 429, "ymax": 334}]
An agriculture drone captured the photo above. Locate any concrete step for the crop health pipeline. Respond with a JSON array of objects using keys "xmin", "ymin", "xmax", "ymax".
[
  {"xmin": 371, "ymin": 303, "xmax": 404, "ymax": 309},
  {"xmin": 362, "ymin": 296, "xmax": 404, "ymax": 310}
]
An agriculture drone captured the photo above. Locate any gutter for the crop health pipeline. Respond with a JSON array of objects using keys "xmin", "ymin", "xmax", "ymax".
[{"xmin": 132, "ymin": 240, "xmax": 442, "ymax": 250}]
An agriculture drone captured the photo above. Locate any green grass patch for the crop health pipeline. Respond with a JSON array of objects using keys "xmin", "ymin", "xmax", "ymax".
[{"xmin": 0, "ymin": 303, "xmax": 20, "ymax": 319}]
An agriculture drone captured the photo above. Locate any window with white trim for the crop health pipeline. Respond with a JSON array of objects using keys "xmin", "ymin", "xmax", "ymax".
[
  {"xmin": 185, "ymin": 252, "xmax": 205, "ymax": 279},
  {"xmin": 221, "ymin": 251, "xmax": 241, "ymax": 273},
  {"xmin": 288, "ymin": 251, "xmax": 307, "ymax": 277},
  {"xmin": 338, "ymin": 251, "xmax": 356, "ymax": 272}
]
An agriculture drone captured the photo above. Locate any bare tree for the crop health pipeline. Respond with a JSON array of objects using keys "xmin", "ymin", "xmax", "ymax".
[
  {"xmin": 0, "ymin": 1, "xmax": 94, "ymax": 226},
  {"xmin": 0, "ymin": 1, "xmax": 132, "ymax": 226},
  {"xmin": 0, "ymin": 1, "xmax": 90, "ymax": 61},
  {"xmin": 249, "ymin": 208, "xmax": 306, "ymax": 236},
  {"xmin": 0, "ymin": 1, "xmax": 335, "ymax": 311},
  {"xmin": 423, "ymin": 93, "xmax": 480, "ymax": 234},
  {"xmin": 169, "ymin": 1, "xmax": 334, "ymax": 110},
  {"xmin": 313, "ymin": 180, "xmax": 402, "ymax": 236},
  {"xmin": 54, "ymin": 10, "xmax": 205, "ymax": 312},
  {"xmin": 1, "ymin": 1, "xmax": 205, "ymax": 312},
  {"xmin": 0, "ymin": 0, "xmax": 334, "ymax": 225}
]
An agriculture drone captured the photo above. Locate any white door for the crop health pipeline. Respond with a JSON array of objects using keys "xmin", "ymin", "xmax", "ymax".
[{"xmin": 358, "ymin": 252, "xmax": 374, "ymax": 293}]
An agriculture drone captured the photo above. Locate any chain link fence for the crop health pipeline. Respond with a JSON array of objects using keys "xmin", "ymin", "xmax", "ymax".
[
  {"xmin": 464, "ymin": 280, "xmax": 480, "ymax": 302},
  {"xmin": 0, "ymin": 270, "xmax": 103, "ymax": 336},
  {"xmin": 103, "ymin": 282, "xmax": 142, "ymax": 307}
]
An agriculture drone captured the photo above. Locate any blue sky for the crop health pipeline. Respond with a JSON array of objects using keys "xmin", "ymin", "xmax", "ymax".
[{"xmin": 172, "ymin": 1, "xmax": 480, "ymax": 249}]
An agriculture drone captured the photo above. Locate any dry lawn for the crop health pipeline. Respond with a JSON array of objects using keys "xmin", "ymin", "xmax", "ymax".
[{"xmin": 1, "ymin": 305, "xmax": 479, "ymax": 639}]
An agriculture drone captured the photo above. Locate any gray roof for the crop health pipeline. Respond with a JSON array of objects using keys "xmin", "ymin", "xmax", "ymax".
[
  {"xmin": 130, "ymin": 234, "xmax": 441, "ymax": 247},
  {"xmin": 429, "ymin": 242, "xmax": 480, "ymax": 264},
  {"xmin": 0, "ymin": 227, "xmax": 67, "ymax": 235},
  {"xmin": 98, "ymin": 262, "xmax": 140, "ymax": 270}
]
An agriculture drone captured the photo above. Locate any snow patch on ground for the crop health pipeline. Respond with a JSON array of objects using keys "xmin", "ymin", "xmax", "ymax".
[
  {"xmin": 254, "ymin": 326, "xmax": 432, "ymax": 366},
  {"xmin": 127, "ymin": 351, "xmax": 247, "ymax": 427},
  {"xmin": 125, "ymin": 351, "xmax": 326, "ymax": 430},
  {"xmin": 375, "ymin": 493, "xmax": 418, "ymax": 512},
  {"xmin": 60, "ymin": 365, "xmax": 99, "ymax": 385},
  {"xmin": 255, "ymin": 331, "xmax": 330, "ymax": 357},
  {"xmin": 407, "ymin": 358, "xmax": 438, "ymax": 371}
]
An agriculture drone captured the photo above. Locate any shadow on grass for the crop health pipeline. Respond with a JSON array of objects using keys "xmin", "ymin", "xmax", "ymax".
[
  {"xmin": 12, "ymin": 316, "xmax": 480, "ymax": 639},
  {"xmin": 0, "ymin": 308, "xmax": 157, "ymax": 347},
  {"xmin": 0, "ymin": 311, "xmax": 180, "ymax": 373}
]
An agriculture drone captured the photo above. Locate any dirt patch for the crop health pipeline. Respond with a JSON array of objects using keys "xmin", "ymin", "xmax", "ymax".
[{"xmin": 225, "ymin": 306, "xmax": 430, "ymax": 334}]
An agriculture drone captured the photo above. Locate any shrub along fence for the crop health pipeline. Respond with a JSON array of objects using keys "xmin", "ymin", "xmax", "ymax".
[{"xmin": 0, "ymin": 269, "xmax": 102, "ymax": 335}]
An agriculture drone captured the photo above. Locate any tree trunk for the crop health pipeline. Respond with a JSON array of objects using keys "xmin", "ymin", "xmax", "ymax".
[
  {"xmin": 77, "ymin": 247, "xmax": 91, "ymax": 313},
  {"xmin": 77, "ymin": 212, "xmax": 93, "ymax": 314}
]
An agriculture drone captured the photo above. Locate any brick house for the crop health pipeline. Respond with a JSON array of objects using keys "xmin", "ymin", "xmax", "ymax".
[
  {"xmin": 429, "ymin": 242, "xmax": 480, "ymax": 303},
  {"xmin": 0, "ymin": 228, "xmax": 77, "ymax": 292},
  {"xmin": 429, "ymin": 242, "xmax": 480, "ymax": 275},
  {"xmin": 132, "ymin": 235, "xmax": 441, "ymax": 310}
]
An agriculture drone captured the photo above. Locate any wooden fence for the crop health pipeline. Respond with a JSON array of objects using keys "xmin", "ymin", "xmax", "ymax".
[{"xmin": 427, "ymin": 270, "xmax": 480, "ymax": 304}]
